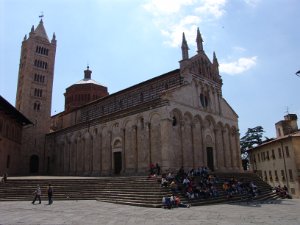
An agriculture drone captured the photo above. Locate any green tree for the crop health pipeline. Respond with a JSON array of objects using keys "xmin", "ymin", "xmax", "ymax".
[
  {"xmin": 240, "ymin": 126, "xmax": 267, "ymax": 170},
  {"xmin": 240, "ymin": 126, "xmax": 265, "ymax": 154}
]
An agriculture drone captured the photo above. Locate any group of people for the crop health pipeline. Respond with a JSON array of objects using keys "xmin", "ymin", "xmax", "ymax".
[
  {"xmin": 274, "ymin": 185, "xmax": 292, "ymax": 199},
  {"xmin": 222, "ymin": 178, "xmax": 258, "ymax": 200},
  {"xmin": 162, "ymin": 194, "xmax": 190, "ymax": 209},
  {"xmin": 32, "ymin": 184, "xmax": 53, "ymax": 205},
  {"xmin": 161, "ymin": 167, "xmax": 220, "ymax": 200},
  {"xmin": 149, "ymin": 163, "xmax": 161, "ymax": 177},
  {"xmin": 159, "ymin": 166, "xmax": 266, "ymax": 208}
]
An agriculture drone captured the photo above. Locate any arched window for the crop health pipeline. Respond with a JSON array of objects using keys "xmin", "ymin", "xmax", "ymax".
[
  {"xmin": 172, "ymin": 116, "xmax": 177, "ymax": 126},
  {"xmin": 200, "ymin": 93, "xmax": 209, "ymax": 108},
  {"xmin": 34, "ymin": 101, "xmax": 40, "ymax": 111}
]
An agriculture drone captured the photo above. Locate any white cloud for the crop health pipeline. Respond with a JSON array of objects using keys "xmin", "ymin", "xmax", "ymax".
[
  {"xmin": 142, "ymin": 0, "xmax": 227, "ymax": 47},
  {"xmin": 244, "ymin": 0, "xmax": 260, "ymax": 7},
  {"xmin": 143, "ymin": 0, "xmax": 196, "ymax": 15},
  {"xmin": 219, "ymin": 56, "xmax": 257, "ymax": 75},
  {"xmin": 195, "ymin": 0, "xmax": 226, "ymax": 18},
  {"xmin": 161, "ymin": 16, "xmax": 201, "ymax": 47},
  {"xmin": 233, "ymin": 46, "xmax": 246, "ymax": 52}
]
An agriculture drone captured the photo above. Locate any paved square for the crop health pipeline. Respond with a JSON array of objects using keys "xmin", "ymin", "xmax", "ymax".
[{"xmin": 0, "ymin": 199, "xmax": 299, "ymax": 225}]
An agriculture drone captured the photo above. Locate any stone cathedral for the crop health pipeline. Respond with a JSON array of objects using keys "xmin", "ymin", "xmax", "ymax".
[{"xmin": 16, "ymin": 19, "xmax": 242, "ymax": 176}]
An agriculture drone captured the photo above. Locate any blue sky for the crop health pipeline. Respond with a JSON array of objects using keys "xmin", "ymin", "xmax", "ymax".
[{"xmin": 0, "ymin": 0, "xmax": 299, "ymax": 138}]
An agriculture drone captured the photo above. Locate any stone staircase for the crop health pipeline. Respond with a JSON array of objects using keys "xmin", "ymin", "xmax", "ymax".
[
  {"xmin": 183, "ymin": 172, "xmax": 279, "ymax": 206},
  {"xmin": 0, "ymin": 176, "xmax": 167, "ymax": 207},
  {"xmin": 0, "ymin": 173, "xmax": 279, "ymax": 207}
]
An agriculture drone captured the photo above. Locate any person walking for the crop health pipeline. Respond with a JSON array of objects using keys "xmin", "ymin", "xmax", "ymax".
[
  {"xmin": 32, "ymin": 185, "xmax": 42, "ymax": 204},
  {"xmin": 47, "ymin": 184, "xmax": 53, "ymax": 205}
]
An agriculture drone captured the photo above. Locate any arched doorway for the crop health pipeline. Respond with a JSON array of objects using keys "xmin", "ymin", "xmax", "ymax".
[
  {"xmin": 114, "ymin": 152, "xmax": 122, "ymax": 175},
  {"xmin": 112, "ymin": 139, "xmax": 122, "ymax": 175},
  {"xmin": 206, "ymin": 147, "xmax": 214, "ymax": 171},
  {"xmin": 30, "ymin": 155, "xmax": 39, "ymax": 173},
  {"xmin": 205, "ymin": 135, "xmax": 214, "ymax": 171}
]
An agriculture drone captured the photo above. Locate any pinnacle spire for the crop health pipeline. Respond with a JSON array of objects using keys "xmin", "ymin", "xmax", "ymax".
[
  {"xmin": 51, "ymin": 32, "xmax": 56, "ymax": 44},
  {"xmin": 196, "ymin": 27, "xmax": 204, "ymax": 53},
  {"xmin": 34, "ymin": 19, "xmax": 49, "ymax": 41},
  {"xmin": 181, "ymin": 32, "xmax": 189, "ymax": 60},
  {"xmin": 213, "ymin": 51, "xmax": 218, "ymax": 66}
]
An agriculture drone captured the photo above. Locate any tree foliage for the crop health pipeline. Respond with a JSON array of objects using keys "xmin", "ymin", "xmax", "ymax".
[
  {"xmin": 240, "ymin": 126, "xmax": 267, "ymax": 170},
  {"xmin": 240, "ymin": 126, "xmax": 265, "ymax": 154}
]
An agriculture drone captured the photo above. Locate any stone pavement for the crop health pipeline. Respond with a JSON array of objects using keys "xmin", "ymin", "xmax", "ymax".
[{"xmin": 0, "ymin": 199, "xmax": 299, "ymax": 225}]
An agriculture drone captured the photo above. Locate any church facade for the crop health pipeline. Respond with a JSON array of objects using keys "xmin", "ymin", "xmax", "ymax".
[{"xmin": 16, "ymin": 20, "xmax": 242, "ymax": 176}]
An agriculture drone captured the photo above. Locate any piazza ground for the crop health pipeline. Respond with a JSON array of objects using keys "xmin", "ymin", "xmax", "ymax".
[{"xmin": 0, "ymin": 199, "xmax": 299, "ymax": 225}]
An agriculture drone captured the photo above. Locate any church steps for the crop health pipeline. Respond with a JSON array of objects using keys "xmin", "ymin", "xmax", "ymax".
[{"xmin": 0, "ymin": 173, "xmax": 280, "ymax": 207}]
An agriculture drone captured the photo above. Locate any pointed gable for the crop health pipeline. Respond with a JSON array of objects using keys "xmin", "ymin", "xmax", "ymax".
[{"xmin": 34, "ymin": 19, "xmax": 49, "ymax": 41}]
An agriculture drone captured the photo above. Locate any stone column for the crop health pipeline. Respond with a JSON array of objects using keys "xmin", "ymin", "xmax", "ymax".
[
  {"xmin": 121, "ymin": 128, "xmax": 126, "ymax": 173},
  {"xmin": 67, "ymin": 140, "xmax": 71, "ymax": 175},
  {"xmin": 75, "ymin": 138, "xmax": 79, "ymax": 175},
  {"xmin": 90, "ymin": 136, "xmax": 93, "ymax": 174},
  {"xmin": 99, "ymin": 133, "xmax": 102, "ymax": 174},
  {"xmin": 180, "ymin": 120, "xmax": 184, "ymax": 167},
  {"xmin": 217, "ymin": 92, "xmax": 222, "ymax": 116},
  {"xmin": 132, "ymin": 125, "xmax": 138, "ymax": 173},
  {"xmin": 228, "ymin": 129, "xmax": 233, "ymax": 170},
  {"xmin": 60, "ymin": 143, "xmax": 64, "ymax": 175},
  {"xmin": 217, "ymin": 128, "xmax": 225, "ymax": 171},
  {"xmin": 147, "ymin": 122, "xmax": 152, "ymax": 165},
  {"xmin": 195, "ymin": 82, "xmax": 200, "ymax": 108},
  {"xmin": 221, "ymin": 129, "xmax": 227, "ymax": 170},
  {"xmin": 230, "ymin": 129, "xmax": 237, "ymax": 170},
  {"xmin": 212, "ymin": 89, "xmax": 217, "ymax": 113},
  {"xmin": 213, "ymin": 128, "xmax": 219, "ymax": 170},
  {"xmin": 160, "ymin": 118, "xmax": 172, "ymax": 171},
  {"xmin": 108, "ymin": 130, "xmax": 112, "ymax": 175},
  {"xmin": 200, "ymin": 126, "xmax": 205, "ymax": 167},
  {"xmin": 191, "ymin": 123, "xmax": 195, "ymax": 169},
  {"xmin": 235, "ymin": 132, "xmax": 242, "ymax": 171},
  {"xmin": 63, "ymin": 141, "xmax": 69, "ymax": 174}
]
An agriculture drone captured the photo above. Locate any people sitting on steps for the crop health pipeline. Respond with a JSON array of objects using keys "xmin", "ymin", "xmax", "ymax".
[
  {"xmin": 1, "ymin": 172, "xmax": 8, "ymax": 184},
  {"xmin": 275, "ymin": 185, "xmax": 292, "ymax": 199}
]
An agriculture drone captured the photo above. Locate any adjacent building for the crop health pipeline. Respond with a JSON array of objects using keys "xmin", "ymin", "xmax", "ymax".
[
  {"xmin": 0, "ymin": 96, "xmax": 32, "ymax": 175},
  {"xmin": 248, "ymin": 114, "xmax": 300, "ymax": 198}
]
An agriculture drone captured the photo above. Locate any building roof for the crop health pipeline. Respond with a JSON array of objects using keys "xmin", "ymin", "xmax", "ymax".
[
  {"xmin": 0, "ymin": 95, "xmax": 32, "ymax": 126},
  {"xmin": 74, "ymin": 78, "xmax": 102, "ymax": 85},
  {"xmin": 247, "ymin": 131, "xmax": 300, "ymax": 152},
  {"xmin": 52, "ymin": 68, "xmax": 181, "ymax": 117},
  {"xmin": 34, "ymin": 19, "xmax": 49, "ymax": 41}
]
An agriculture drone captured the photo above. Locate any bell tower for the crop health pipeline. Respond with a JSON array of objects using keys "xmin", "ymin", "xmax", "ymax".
[{"xmin": 15, "ymin": 18, "xmax": 56, "ymax": 174}]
